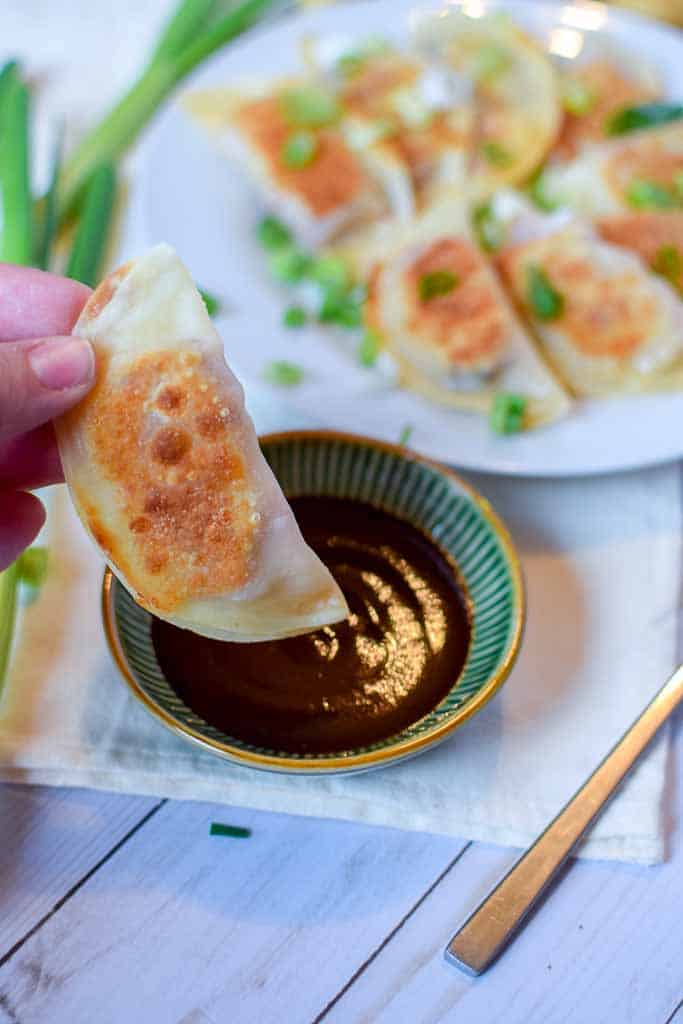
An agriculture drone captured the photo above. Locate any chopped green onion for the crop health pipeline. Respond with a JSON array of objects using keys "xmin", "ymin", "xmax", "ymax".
[
  {"xmin": 472, "ymin": 201, "xmax": 505, "ymax": 253},
  {"xmin": 652, "ymin": 245, "xmax": 682, "ymax": 290},
  {"xmin": 561, "ymin": 77, "xmax": 596, "ymax": 117},
  {"xmin": 66, "ymin": 162, "xmax": 117, "ymax": 287},
  {"xmin": 318, "ymin": 290, "xmax": 363, "ymax": 328},
  {"xmin": 398, "ymin": 424, "xmax": 414, "ymax": 446},
  {"xmin": 35, "ymin": 124, "xmax": 64, "ymax": 270},
  {"xmin": 281, "ymin": 87, "xmax": 340, "ymax": 128},
  {"xmin": 357, "ymin": 329, "xmax": 381, "ymax": 367},
  {"xmin": 0, "ymin": 74, "xmax": 32, "ymax": 265},
  {"xmin": 607, "ymin": 102, "xmax": 683, "ymax": 137},
  {"xmin": 257, "ymin": 215, "xmax": 292, "ymax": 250},
  {"xmin": 282, "ymin": 131, "xmax": 318, "ymax": 170},
  {"xmin": 674, "ymin": 171, "xmax": 683, "ymax": 200},
  {"xmin": 480, "ymin": 140, "xmax": 513, "ymax": 168},
  {"xmin": 59, "ymin": 0, "xmax": 276, "ymax": 220},
  {"xmin": 527, "ymin": 166, "xmax": 559, "ymax": 212},
  {"xmin": 490, "ymin": 392, "xmax": 527, "ymax": 435},
  {"xmin": 336, "ymin": 53, "xmax": 366, "ymax": 79},
  {"xmin": 209, "ymin": 822, "xmax": 252, "ymax": 838},
  {"xmin": 526, "ymin": 264, "xmax": 564, "ymax": 321},
  {"xmin": 17, "ymin": 547, "xmax": 48, "ymax": 589},
  {"xmin": 267, "ymin": 245, "xmax": 311, "ymax": 282},
  {"xmin": 311, "ymin": 255, "xmax": 351, "ymax": 291},
  {"xmin": 418, "ymin": 270, "xmax": 458, "ymax": 303},
  {"xmin": 283, "ymin": 304, "xmax": 307, "ymax": 328},
  {"xmin": 199, "ymin": 287, "xmax": 220, "ymax": 317},
  {"xmin": 625, "ymin": 179, "xmax": 678, "ymax": 210},
  {"xmin": 264, "ymin": 360, "xmax": 304, "ymax": 387},
  {"xmin": 474, "ymin": 44, "xmax": 510, "ymax": 83}
]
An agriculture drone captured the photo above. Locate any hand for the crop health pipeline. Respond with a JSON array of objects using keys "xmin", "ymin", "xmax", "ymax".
[{"xmin": 0, "ymin": 264, "xmax": 93, "ymax": 571}]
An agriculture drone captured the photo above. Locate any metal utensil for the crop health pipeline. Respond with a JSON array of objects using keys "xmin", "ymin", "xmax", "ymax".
[{"xmin": 446, "ymin": 664, "xmax": 683, "ymax": 976}]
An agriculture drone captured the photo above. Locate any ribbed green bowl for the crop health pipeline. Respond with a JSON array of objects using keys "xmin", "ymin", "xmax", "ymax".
[{"xmin": 103, "ymin": 431, "xmax": 524, "ymax": 774}]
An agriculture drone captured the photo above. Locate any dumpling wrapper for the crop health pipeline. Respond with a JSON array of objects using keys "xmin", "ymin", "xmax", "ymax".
[
  {"xmin": 496, "ymin": 209, "xmax": 683, "ymax": 396},
  {"xmin": 596, "ymin": 210, "xmax": 683, "ymax": 294},
  {"xmin": 55, "ymin": 244, "xmax": 349, "ymax": 642},
  {"xmin": 364, "ymin": 199, "xmax": 571, "ymax": 428},
  {"xmin": 543, "ymin": 121, "xmax": 683, "ymax": 218},
  {"xmin": 183, "ymin": 81, "xmax": 389, "ymax": 249}
]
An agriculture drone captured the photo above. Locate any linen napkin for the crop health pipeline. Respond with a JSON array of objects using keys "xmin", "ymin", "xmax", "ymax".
[{"xmin": 0, "ymin": 383, "xmax": 679, "ymax": 864}]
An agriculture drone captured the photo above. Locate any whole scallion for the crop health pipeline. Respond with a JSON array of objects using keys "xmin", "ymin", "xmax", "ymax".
[
  {"xmin": 0, "ymin": 72, "xmax": 32, "ymax": 265},
  {"xmin": 35, "ymin": 125, "xmax": 64, "ymax": 270},
  {"xmin": 66, "ymin": 162, "xmax": 117, "ymax": 287}
]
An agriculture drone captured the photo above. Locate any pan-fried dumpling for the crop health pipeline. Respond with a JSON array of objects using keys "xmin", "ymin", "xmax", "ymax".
[
  {"xmin": 496, "ymin": 210, "xmax": 683, "ymax": 396},
  {"xmin": 183, "ymin": 81, "xmax": 388, "ymax": 248},
  {"xmin": 55, "ymin": 245, "xmax": 349, "ymax": 641},
  {"xmin": 364, "ymin": 199, "xmax": 571, "ymax": 428},
  {"xmin": 596, "ymin": 210, "xmax": 683, "ymax": 293},
  {"xmin": 413, "ymin": 11, "xmax": 561, "ymax": 197},
  {"xmin": 543, "ymin": 122, "xmax": 683, "ymax": 218},
  {"xmin": 552, "ymin": 57, "xmax": 659, "ymax": 162}
]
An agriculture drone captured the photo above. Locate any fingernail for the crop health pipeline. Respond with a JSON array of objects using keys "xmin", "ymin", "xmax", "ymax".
[{"xmin": 29, "ymin": 338, "xmax": 94, "ymax": 391}]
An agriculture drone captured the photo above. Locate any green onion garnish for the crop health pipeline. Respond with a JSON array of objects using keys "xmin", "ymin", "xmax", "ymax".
[
  {"xmin": 480, "ymin": 140, "xmax": 513, "ymax": 168},
  {"xmin": 283, "ymin": 305, "xmax": 307, "ymax": 328},
  {"xmin": 527, "ymin": 166, "xmax": 559, "ymax": 212},
  {"xmin": 472, "ymin": 201, "xmax": 505, "ymax": 253},
  {"xmin": 652, "ymin": 245, "xmax": 682, "ymax": 290},
  {"xmin": 561, "ymin": 78, "xmax": 596, "ymax": 117},
  {"xmin": 281, "ymin": 87, "xmax": 340, "ymax": 128},
  {"xmin": 17, "ymin": 547, "xmax": 48, "ymax": 588},
  {"xmin": 625, "ymin": 179, "xmax": 678, "ymax": 210},
  {"xmin": 257, "ymin": 215, "xmax": 292, "ymax": 250},
  {"xmin": 607, "ymin": 102, "xmax": 683, "ymax": 137},
  {"xmin": 199, "ymin": 287, "xmax": 220, "ymax": 317},
  {"xmin": 66, "ymin": 162, "xmax": 117, "ymax": 287},
  {"xmin": 474, "ymin": 44, "xmax": 510, "ymax": 83},
  {"xmin": 490, "ymin": 392, "xmax": 527, "ymax": 435},
  {"xmin": 318, "ymin": 290, "xmax": 363, "ymax": 328},
  {"xmin": 282, "ymin": 131, "xmax": 318, "ymax": 170},
  {"xmin": 311, "ymin": 255, "xmax": 351, "ymax": 291},
  {"xmin": 35, "ymin": 124, "xmax": 64, "ymax": 271},
  {"xmin": 0, "ymin": 72, "xmax": 32, "ymax": 265},
  {"xmin": 267, "ymin": 245, "xmax": 311, "ymax": 283},
  {"xmin": 336, "ymin": 53, "xmax": 366, "ymax": 79},
  {"xmin": 264, "ymin": 360, "xmax": 304, "ymax": 386},
  {"xmin": 209, "ymin": 822, "xmax": 252, "ymax": 838},
  {"xmin": 357, "ymin": 329, "xmax": 381, "ymax": 367},
  {"xmin": 526, "ymin": 264, "xmax": 564, "ymax": 321},
  {"xmin": 398, "ymin": 424, "xmax": 414, "ymax": 446},
  {"xmin": 418, "ymin": 270, "xmax": 458, "ymax": 303}
]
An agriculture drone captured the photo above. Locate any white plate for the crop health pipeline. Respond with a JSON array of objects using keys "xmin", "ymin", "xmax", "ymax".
[{"xmin": 140, "ymin": 0, "xmax": 683, "ymax": 477}]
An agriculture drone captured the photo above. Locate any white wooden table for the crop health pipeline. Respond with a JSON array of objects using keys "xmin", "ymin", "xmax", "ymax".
[
  {"xmin": 0, "ymin": 713, "xmax": 682, "ymax": 1024},
  {"xmin": 2, "ymin": 1, "xmax": 683, "ymax": 1020}
]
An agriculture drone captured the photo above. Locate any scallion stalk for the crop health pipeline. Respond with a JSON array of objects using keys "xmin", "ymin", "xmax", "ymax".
[
  {"xmin": 66, "ymin": 162, "xmax": 117, "ymax": 287},
  {"xmin": 0, "ymin": 563, "xmax": 19, "ymax": 698},
  {"xmin": 0, "ymin": 74, "xmax": 32, "ymax": 265},
  {"xmin": 35, "ymin": 124, "xmax": 64, "ymax": 270}
]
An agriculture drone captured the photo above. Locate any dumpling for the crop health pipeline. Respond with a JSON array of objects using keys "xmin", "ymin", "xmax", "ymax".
[
  {"xmin": 183, "ymin": 81, "xmax": 388, "ymax": 248},
  {"xmin": 413, "ymin": 10, "xmax": 561, "ymax": 197},
  {"xmin": 551, "ymin": 57, "xmax": 660, "ymax": 162},
  {"xmin": 543, "ymin": 121, "xmax": 683, "ymax": 218},
  {"xmin": 364, "ymin": 199, "xmax": 571, "ymax": 427},
  {"xmin": 596, "ymin": 210, "xmax": 683, "ymax": 293},
  {"xmin": 496, "ymin": 210, "xmax": 683, "ymax": 396},
  {"xmin": 55, "ymin": 244, "xmax": 349, "ymax": 642}
]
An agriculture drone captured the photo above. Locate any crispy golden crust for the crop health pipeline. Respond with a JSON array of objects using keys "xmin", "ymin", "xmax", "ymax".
[
  {"xmin": 403, "ymin": 238, "xmax": 507, "ymax": 369},
  {"xmin": 596, "ymin": 210, "xmax": 683, "ymax": 291},
  {"xmin": 236, "ymin": 96, "xmax": 365, "ymax": 216},
  {"xmin": 498, "ymin": 236, "xmax": 658, "ymax": 360},
  {"xmin": 71, "ymin": 348, "xmax": 257, "ymax": 613},
  {"xmin": 553, "ymin": 61, "xmax": 657, "ymax": 161}
]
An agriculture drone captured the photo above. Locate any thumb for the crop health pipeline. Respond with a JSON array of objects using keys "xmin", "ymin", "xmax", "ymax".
[{"xmin": 0, "ymin": 335, "xmax": 94, "ymax": 442}]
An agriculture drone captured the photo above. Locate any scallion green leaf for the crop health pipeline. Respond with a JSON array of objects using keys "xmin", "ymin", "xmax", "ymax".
[
  {"xmin": 398, "ymin": 424, "xmax": 414, "ymax": 446},
  {"xmin": 607, "ymin": 102, "xmax": 683, "ymax": 137},
  {"xmin": 257, "ymin": 215, "xmax": 292, "ymax": 250},
  {"xmin": 490, "ymin": 392, "xmax": 527, "ymax": 435},
  {"xmin": 264, "ymin": 360, "xmax": 304, "ymax": 387},
  {"xmin": 66, "ymin": 162, "xmax": 117, "ymax": 287},
  {"xmin": 318, "ymin": 289, "xmax": 363, "ymax": 328},
  {"xmin": 652, "ymin": 245, "xmax": 682, "ymax": 290},
  {"xmin": 311, "ymin": 255, "xmax": 350, "ymax": 291},
  {"xmin": 0, "ymin": 74, "xmax": 32, "ymax": 265},
  {"xmin": 283, "ymin": 304, "xmax": 307, "ymax": 328},
  {"xmin": 35, "ymin": 124, "xmax": 64, "ymax": 271},
  {"xmin": 561, "ymin": 77, "xmax": 596, "ymax": 117},
  {"xmin": 17, "ymin": 547, "xmax": 48, "ymax": 589},
  {"xmin": 474, "ymin": 44, "xmax": 510, "ymax": 83},
  {"xmin": 0, "ymin": 562, "xmax": 19, "ymax": 698},
  {"xmin": 281, "ymin": 87, "xmax": 340, "ymax": 128},
  {"xmin": 267, "ymin": 245, "xmax": 311, "ymax": 282},
  {"xmin": 282, "ymin": 131, "xmax": 317, "ymax": 169},
  {"xmin": 472, "ymin": 201, "xmax": 505, "ymax": 253},
  {"xmin": 527, "ymin": 166, "xmax": 559, "ymax": 212},
  {"xmin": 626, "ymin": 179, "xmax": 678, "ymax": 210},
  {"xmin": 199, "ymin": 287, "xmax": 220, "ymax": 317},
  {"xmin": 526, "ymin": 264, "xmax": 564, "ymax": 321},
  {"xmin": 357, "ymin": 329, "xmax": 380, "ymax": 367},
  {"xmin": 418, "ymin": 270, "xmax": 458, "ymax": 303},
  {"xmin": 480, "ymin": 140, "xmax": 513, "ymax": 168},
  {"xmin": 209, "ymin": 822, "xmax": 252, "ymax": 838}
]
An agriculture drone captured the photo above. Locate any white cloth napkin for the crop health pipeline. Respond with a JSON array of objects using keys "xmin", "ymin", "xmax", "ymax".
[{"xmin": 0, "ymin": 384, "xmax": 679, "ymax": 863}]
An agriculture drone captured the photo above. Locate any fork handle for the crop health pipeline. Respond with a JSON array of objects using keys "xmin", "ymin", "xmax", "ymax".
[{"xmin": 446, "ymin": 664, "xmax": 683, "ymax": 976}]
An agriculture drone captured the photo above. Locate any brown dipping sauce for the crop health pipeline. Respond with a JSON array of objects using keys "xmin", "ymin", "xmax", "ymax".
[{"xmin": 152, "ymin": 497, "xmax": 471, "ymax": 755}]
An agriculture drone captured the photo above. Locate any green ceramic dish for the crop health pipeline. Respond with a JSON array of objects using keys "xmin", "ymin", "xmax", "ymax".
[{"xmin": 102, "ymin": 431, "xmax": 524, "ymax": 774}]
